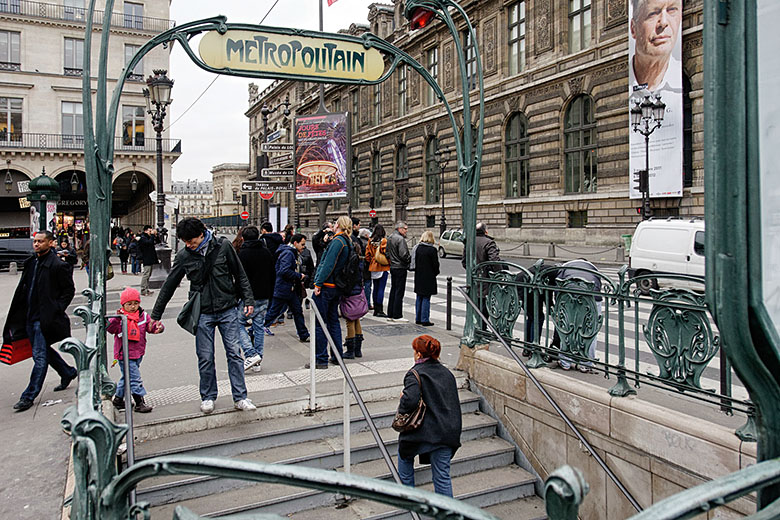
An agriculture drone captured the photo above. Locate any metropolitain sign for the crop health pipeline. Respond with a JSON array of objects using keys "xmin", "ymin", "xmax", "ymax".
[{"xmin": 199, "ymin": 29, "xmax": 385, "ymax": 82}]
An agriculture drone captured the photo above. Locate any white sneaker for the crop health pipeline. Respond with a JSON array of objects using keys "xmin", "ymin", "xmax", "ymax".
[
  {"xmin": 200, "ymin": 399, "xmax": 215, "ymax": 414},
  {"xmin": 394, "ymin": 317, "xmax": 409, "ymax": 323},
  {"xmin": 234, "ymin": 398, "xmax": 256, "ymax": 411},
  {"xmin": 252, "ymin": 364, "xmax": 262, "ymax": 373},
  {"xmin": 243, "ymin": 354, "xmax": 262, "ymax": 372}
]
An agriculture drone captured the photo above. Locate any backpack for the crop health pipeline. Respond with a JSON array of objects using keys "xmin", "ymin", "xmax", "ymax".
[{"xmin": 334, "ymin": 236, "xmax": 363, "ymax": 295}]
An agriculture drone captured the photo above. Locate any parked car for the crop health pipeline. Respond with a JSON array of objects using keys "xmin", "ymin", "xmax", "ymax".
[
  {"xmin": 0, "ymin": 237, "xmax": 34, "ymax": 269},
  {"xmin": 628, "ymin": 218, "xmax": 705, "ymax": 293},
  {"xmin": 438, "ymin": 229, "xmax": 464, "ymax": 258}
]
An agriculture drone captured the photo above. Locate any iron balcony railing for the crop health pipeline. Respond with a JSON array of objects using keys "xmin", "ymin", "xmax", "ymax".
[
  {"xmin": 0, "ymin": 133, "xmax": 181, "ymax": 153},
  {"xmin": 0, "ymin": 0, "xmax": 175, "ymax": 33},
  {"xmin": 469, "ymin": 260, "xmax": 756, "ymax": 441}
]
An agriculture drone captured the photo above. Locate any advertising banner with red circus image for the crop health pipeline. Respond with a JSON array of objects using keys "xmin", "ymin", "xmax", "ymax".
[{"xmin": 294, "ymin": 112, "xmax": 350, "ymax": 200}]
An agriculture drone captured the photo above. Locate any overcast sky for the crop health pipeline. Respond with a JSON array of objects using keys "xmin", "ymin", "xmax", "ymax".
[{"xmin": 168, "ymin": 0, "xmax": 378, "ymax": 181}]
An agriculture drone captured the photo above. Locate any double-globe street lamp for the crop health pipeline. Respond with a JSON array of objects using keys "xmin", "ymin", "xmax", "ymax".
[
  {"xmin": 144, "ymin": 69, "xmax": 173, "ymax": 287},
  {"xmin": 434, "ymin": 146, "xmax": 451, "ymax": 237},
  {"xmin": 630, "ymin": 93, "xmax": 665, "ymax": 220},
  {"xmin": 259, "ymin": 95, "xmax": 291, "ymax": 224}
]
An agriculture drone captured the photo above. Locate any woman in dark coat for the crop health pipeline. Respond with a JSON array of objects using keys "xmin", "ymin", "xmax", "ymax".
[
  {"xmin": 397, "ymin": 335, "xmax": 461, "ymax": 497},
  {"xmin": 412, "ymin": 231, "xmax": 440, "ymax": 326}
]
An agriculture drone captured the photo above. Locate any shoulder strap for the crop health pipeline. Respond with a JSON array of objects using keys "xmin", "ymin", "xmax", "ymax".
[
  {"xmin": 410, "ymin": 369, "xmax": 423, "ymax": 398},
  {"xmin": 195, "ymin": 237, "xmax": 223, "ymax": 292}
]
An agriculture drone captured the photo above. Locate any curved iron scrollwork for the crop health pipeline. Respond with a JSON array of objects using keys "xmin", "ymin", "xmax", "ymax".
[
  {"xmin": 544, "ymin": 465, "xmax": 589, "ymax": 520},
  {"xmin": 485, "ymin": 270, "xmax": 522, "ymax": 337},
  {"xmin": 644, "ymin": 289, "xmax": 720, "ymax": 391},
  {"xmin": 551, "ymin": 278, "xmax": 602, "ymax": 362}
]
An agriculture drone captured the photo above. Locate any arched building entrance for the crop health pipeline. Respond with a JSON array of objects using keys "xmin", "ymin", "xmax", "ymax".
[
  {"xmin": 112, "ymin": 169, "xmax": 155, "ymax": 231},
  {"xmin": 0, "ymin": 165, "xmax": 33, "ymax": 237}
]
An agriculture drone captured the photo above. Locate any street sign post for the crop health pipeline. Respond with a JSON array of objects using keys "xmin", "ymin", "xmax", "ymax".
[
  {"xmin": 240, "ymin": 211, "xmax": 249, "ymax": 220},
  {"xmin": 261, "ymin": 168, "xmax": 295, "ymax": 177},
  {"xmin": 242, "ymin": 181, "xmax": 295, "ymax": 192},
  {"xmin": 269, "ymin": 153, "xmax": 293, "ymax": 166},
  {"xmin": 260, "ymin": 142, "xmax": 294, "ymax": 152}
]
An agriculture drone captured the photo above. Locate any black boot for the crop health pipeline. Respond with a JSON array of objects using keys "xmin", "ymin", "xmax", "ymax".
[
  {"xmin": 132, "ymin": 394, "xmax": 153, "ymax": 413},
  {"xmin": 342, "ymin": 337, "xmax": 355, "ymax": 359},
  {"xmin": 112, "ymin": 395, "xmax": 125, "ymax": 410},
  {"xmin": 354, "ymin": 334, "xmax": 364, "ymax": 358},
  {"xmin": 374, "ymin": 303, "xmax": 387, "ymax": 318}
]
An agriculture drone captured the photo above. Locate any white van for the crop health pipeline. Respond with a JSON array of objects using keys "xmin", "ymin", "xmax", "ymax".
[{"xmin": 628, "ymin": 218, "xmax": 705, "ymax": 293}]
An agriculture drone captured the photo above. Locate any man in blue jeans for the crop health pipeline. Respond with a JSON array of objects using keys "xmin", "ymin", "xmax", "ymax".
[
  {"xmin": 311, "ymin": 216, "xmax": 353, "ymax": 368},
  {"xmin": 5, "ymin": 230, "xmax": 78, "ymax": 412},
  {"xmin": 263, "ymin": 234, "xmax": 310, "ymax": 342},
  {"xmin": 152, "ymin": 218, "xmax": 256, "ymax": 414}
]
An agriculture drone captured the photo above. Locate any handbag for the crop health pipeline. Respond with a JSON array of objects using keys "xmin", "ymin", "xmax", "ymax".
[
  {"xmin": 1, "ymin": 337, "xmax": 32, "ymax": 365},
  {"xmin": 176, "ymin": 239, "xmax": 221, "ymax": 335},
  {"xmin": 107, "ymin": 263, "xmax": 114, "ymax": 280},
  {"xmin": 374, "ymin": 241, "xmax": 389, "ymax": 266},
  {"xmin": 392, "ymin": 369, "xmax": 427, "ymax": 432},
  {"xmin": 339, "ymin": 291, "xmax": 368, "ymax": 321}
]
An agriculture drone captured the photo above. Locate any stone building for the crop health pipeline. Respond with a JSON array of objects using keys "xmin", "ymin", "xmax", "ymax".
[
  {"xmin": 247, "ymin": 0, "xmax": 703, "ymax": 244},
  {"xmin": 211, "ymin": 163, "xmax": 249, "ymax": 218},
  {"xmin": 0, "ymin": 0, "xmax": 180, "ymax": 237},
  {"xmin": 171, "ymin": 179, "xmax": 213, "ymax": 219}
]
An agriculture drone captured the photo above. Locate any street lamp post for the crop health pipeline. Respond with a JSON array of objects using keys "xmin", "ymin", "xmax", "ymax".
[
  {"xmin": 434, "ymin": 146, "xmax": 451, "ymax": 236},
  {"xmin": 630, "ymin": 93, "xmax": 665, "ymax": 220},
  {"xmin": 144, "ymin": 69, "xmax": 173, "ymax": 287},
  {"xmin": 259, "ymin": 95, "xmax": 291, "ymax": 223}
]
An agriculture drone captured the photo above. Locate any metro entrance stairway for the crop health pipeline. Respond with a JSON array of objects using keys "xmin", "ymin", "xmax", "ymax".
[{"xmin": 122, "ymin": 368, "xmax": 546, "ymax": 519}]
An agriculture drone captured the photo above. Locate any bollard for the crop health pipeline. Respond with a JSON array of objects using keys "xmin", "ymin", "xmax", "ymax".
[
  {"xmin": 9, "ymin": 262, "xmax": 17, "ymax": 275},
  {"xmin": 522, "ymin": 242, "xmax": 531, "ymax": 256},
  {"xmin": 548, "ymin": 242, "xmax": 556, "ymax": 258},
  {"xmin": 446, "ymin": 276, "xmax": 453, "ymax": 331},
  {"xmin": 616, "ymin": 244, "xmax": 625, "ymax": 263}
]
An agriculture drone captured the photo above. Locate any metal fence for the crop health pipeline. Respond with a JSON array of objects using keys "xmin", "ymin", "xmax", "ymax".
[{"xmin": 0, "ymin": 133, "xmax": 181, "ymax": 153}]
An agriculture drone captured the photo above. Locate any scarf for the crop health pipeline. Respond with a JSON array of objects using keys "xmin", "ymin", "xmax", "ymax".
[
  {"xmin": 119, "ymin": 308, "xmax": 141, "ymax": 342},
  {"xmin": 194, "ymin": 229, "xmax": 213, "ymax": 256}
]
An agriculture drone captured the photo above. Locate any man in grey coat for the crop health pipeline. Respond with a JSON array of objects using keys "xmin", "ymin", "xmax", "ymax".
[
  {"xmin": 386, "ymin": 221, "xmax": 411, "ymax": 321},
  {"xmin": 463, "ymin": 223, "xmax": 501, "ymax": 330}
]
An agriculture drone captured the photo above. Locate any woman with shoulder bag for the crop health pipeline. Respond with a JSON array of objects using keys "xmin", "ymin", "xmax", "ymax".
[
  {"xmin": 366, "ymin": 224, "xmax": 390, "ymax": 318},
  {"xmin": 412, "ymin": 231, "xmax": 440, "ymax": 326},
  {"xmin": 342, "ymin": 235, "xmax": 368, "ymax": 359},
  {"xmin": 395, "ymin": 335, "xmax": 461, "ymax": 497}
]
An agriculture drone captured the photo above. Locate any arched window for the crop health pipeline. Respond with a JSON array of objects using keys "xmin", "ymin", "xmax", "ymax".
[
  {"xmin": 371, "ymin": 151, "xmax": 382, "ymax": 208},
  {"xmin": 425, "ymin": 137, "xmax": 440, "ymax": 204},
  {"xmin": 683, "ymin": 74, "xmax": 693, "ymax": 188},
  {"xmin": 505, "ymin": 112, "xmax": 530, "ymax": 197},
  {"xmin": 395, "ymin": 144, "xmax": 408, "ymax": 180},
  {"xmin": 563, "ymin": 95, "xmax": 597, "ymax": 193}
]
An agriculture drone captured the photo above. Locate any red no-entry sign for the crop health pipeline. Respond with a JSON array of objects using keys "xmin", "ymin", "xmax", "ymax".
[
  {"xmin": 259, "ymin": 192, "xmax": 274, "ymax": 200},
  {"xmin": 369, "ymin": 209, "xmax": 377, "ymax": 218},
  {"xmin": 240, "ymin": 211, "xmax": 249, "ymax": 220}
]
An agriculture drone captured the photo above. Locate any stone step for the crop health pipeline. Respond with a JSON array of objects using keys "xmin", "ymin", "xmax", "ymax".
[{"xmin": 484, "ymin": 495, "xmax": 548, "ymax": 520}]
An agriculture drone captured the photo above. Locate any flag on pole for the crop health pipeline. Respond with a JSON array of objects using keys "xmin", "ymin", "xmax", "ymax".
[{"xmin": 327, "ymin": 0, "xmax": 338, "ymax": 5}]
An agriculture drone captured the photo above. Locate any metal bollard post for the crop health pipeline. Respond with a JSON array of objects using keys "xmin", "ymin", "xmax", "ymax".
[
  {"xmin": 616, "ymin": 244, "xmax": 625, "ymax": 263},
  {"xmin": 446, "ymin": 277, "xmax": 452, "ymax": 331},
  {"xmin": 522, "ymin": 242, "xmax": 531, "ymax": 256},
  {"xmin": 8, "ymin": 262, "xmax": 17, "ymax": 275},
  {"xmin": 548, "ymin": 242, "xmax": 556, "ymax": 258}
]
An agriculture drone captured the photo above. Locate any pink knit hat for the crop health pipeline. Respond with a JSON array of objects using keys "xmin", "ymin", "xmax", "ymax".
[{"xmin": 120, "ymin": 287, "xmax": 141, "ymax": 306}]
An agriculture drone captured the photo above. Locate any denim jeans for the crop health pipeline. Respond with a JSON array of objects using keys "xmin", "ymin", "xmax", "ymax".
[
  {"xmin": 131, "ymin": 256, "xmax": 141, "ymax": 274},
  {"xmin": 115, "ymin": 357, "xmax": 145, "ymax": 397},
  {"xmin": 20, "ymin": 320, "xmax": 77, "ymax": 402},
  {"xmin": 371, "ymin": 271, "xmax": 388, "ymax": 308},
  {"xmin": 195, "ymin": 307, "xmax": 247, "ymax": 402},
  {"xmin": 240, "ymin": 299, "xmax": 268, "ymax": 360},
  {"xmin": 397, "ymin": 445, "xmax": 454, "ymax": 497},
  {"xmin": 264, "ymin": 294, "xmax": 309, "ymax": 340},
  {"xmin": 313, "ymin": 286, "xmax": 341, "ymax": 365},
  {"xmin": 363, "ymin": 280, "xmax": 372, "ymax": 307},
  {"xmin": 388, "ymin": 268, "xmax": 408, "ymax": 319},
  {"xmin": 415, "ymin": 295, "xmax": 431, "ymax": 323}
]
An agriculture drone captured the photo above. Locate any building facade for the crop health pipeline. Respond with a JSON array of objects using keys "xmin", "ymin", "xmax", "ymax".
[
  {"xmin": 0, "ymin": 0, "xmax": 180, "ymax": 237},
  {"xmin": 171, "ymin": 179, "xmax": 212, "ymax": 219},
  {"xmin": 247, "ymin": 0, "xmax": 703, "ymax": 245},
  {"xmin": 211, "ymin": 162, "xmax": 248, "ymax": 218}
]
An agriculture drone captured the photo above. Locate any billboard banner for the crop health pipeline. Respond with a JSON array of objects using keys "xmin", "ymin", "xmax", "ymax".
[
  {"xmin": 628, "ymin": 0, "xmax": 683, "ymax": 199},
  {"xmin": 294, "ymin": 112, "xmax": 350, "ymax": 200}
]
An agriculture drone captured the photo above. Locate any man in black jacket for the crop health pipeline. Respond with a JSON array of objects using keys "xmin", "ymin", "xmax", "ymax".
[
  {"xmin": 312, "ymin": 222, "xmax": 334, "ymax": 266},
  {"xmin": 5, "ymin": 231, "xmax": 78, "ymax": 411},
  {"xmin": 237, "ymin": 226, "xmax": 275, "ymax": 372},
  {"xmin": 138, "ymin": 225, "xmax": 159, "ymax": 296},
  {"xmin": 258, "ymin": 222, "xmax": 284, "ymax": 254},
  {"xmin": 151, "ymin": 218, "xmax": 256, "ymax": 414}
]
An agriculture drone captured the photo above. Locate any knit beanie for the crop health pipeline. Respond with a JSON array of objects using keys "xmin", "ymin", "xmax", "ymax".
[{"xmin": 120, "ymin": 287, "xmax": 141, "ymax": 306}]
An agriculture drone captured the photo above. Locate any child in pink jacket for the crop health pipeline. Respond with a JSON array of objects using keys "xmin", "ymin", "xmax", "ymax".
[{"xmin": 108, "ymin": 287, "xmax": 164, "ymax": 413}]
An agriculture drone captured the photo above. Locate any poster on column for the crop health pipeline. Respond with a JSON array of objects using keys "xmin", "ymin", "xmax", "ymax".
[
  {"xmin": 46, "ymin": 202, "xmax": 58, "ymax": 233},
  {"xmin": 294, "ymin": 112, "xmax": 350, "ymax": 200},
  {"xmin": 628, "ymin": 0, "xmax": 683, "ymax": 199}
]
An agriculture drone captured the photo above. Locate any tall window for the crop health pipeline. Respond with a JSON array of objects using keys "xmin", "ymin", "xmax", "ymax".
[
  {"xmin": 569, "ymin": 0, "xmax": 592, "ymax": 53},
  {"xmin": 350, "ymin": 156, "xmax": 360, "ymax": 208},
  {"xmin": 395, "ymin": 145, "xmax": 408, "ymax": 180},
  {"xmin": 426, "ymin": 46, "xmax": 439, "ymax": 106},
  {"xmin": 564, "ymin": 95, "xmax": 597, "ymax": 193},
  {"xmin": 64, "ymin": 38, "xmax": 84, "ymax": 76},
  {"xmin": 122, "ymin": 105, "xmax": 145, "ymax": 146},
  {"xmin": 683, "ymin": 74, "xmax": 693, "ymax": 188},
  {"xmin": 425, "ymin": 137, "xmax": 440, "ymax": 204},
  {"xmin": 64, "ymin": 0, "xmax": 85, "ymax": 21},
  {"xmin": 124, "ymin": 1, "xmax": 144, "ymax": 29},
  {"xmin": 462, "ymin": 30, "xmax": 477, "ymax": 90},
  {"xmin": 505, "ymin": 112, "xmax": 530, "ymax": 197},
  {"xmin": 0, "ymin": 31, "xmax": 21, "ymax": 71},
  {"xmin": 371, "ymin": 152, "xmax": 382, "ymax": 208},
  {"xmin": 0, "ymin": 97, "xmax": 22, "ymax": 142},
  {"xmin": 332, "ymin": 97, "xmax": 341, "ymax": 113},
  {"xmin": 124, "ymin": 44, "xmax": 143, "ymax": 80},
  {"xmin": 0, "ymin": 0, "xmax": 20, "ymax": 14},
  {"xmin": 373, "ymin": 84, "xmax": 381, "ymax": 126},
  {"xmin": 351, "ymin": 90, "xmax": 359, "ymax": 131},
  {"xmin": 508, "ymin": 2, "xmax": 526, "ymax": 75},
  {"xmin": 397, "ymin": 66, "xmax": 407, "ymax": 117},
  {"xmin": 62, "ymin": 102, "xmax": 83, "ymax": 143}
]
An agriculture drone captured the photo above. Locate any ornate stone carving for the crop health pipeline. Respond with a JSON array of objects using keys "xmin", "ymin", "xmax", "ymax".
[
  {"xmin": 443, "ymin": 41, "xmax": 455, "ymax": 93},
  {"xmin": 535, "ymin": 0, "xmax": 553, "ymax": 54},
  {"xmin": 424, "ymin": 123, "xmax": 435, "ymax": 138},
  {"xmin": 411, "ymin": 66, "xmax": 421, "ymax": 106},
  {"xmin": 484, "ymin": 16, "xmax": 497, "ymax": 76},
  {"xmin": 569, "ymin": 76, "xmax": 584, "ymax": 96},
  {"xmin": 384, "ymin": 80, "xmax": 393, "ymax": 118},
  {"xmin": 360, "ymin": 87, "xmax": 369, "ymax": 127},
  {"xmin": 683, "ymin": 36, "xmax": 704, "ymax": 53},
  {"xmin": 606, "ymin": 0, "xmax": 627, "ymax": 28},
  {"xmin": 527, "ymin": 82, "xmax": 563, "ymax": 102}
]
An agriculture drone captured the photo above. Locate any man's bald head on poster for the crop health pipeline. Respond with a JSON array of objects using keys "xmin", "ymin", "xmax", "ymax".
[{"xmin": 630, "ymin": 0, "xmax": 682, "ymax": 89}]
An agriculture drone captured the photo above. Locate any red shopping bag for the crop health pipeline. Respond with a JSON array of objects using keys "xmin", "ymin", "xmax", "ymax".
[{"xmin": 0, "ymin": 338, "xmax": 32, "ymax": 365}]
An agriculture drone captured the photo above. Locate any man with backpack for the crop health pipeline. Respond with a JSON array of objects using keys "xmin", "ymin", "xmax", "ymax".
[
  {"xmin": 262, "ymin": 234, "xmax": 310, "ymax": 343},
  {"xmin": 311, "ymin": 216, "xmax": 354, "ymax": 368}
]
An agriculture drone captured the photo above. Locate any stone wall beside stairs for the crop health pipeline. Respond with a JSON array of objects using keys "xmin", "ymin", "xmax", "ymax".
[{"xmin": 460, "ymin": 347, "xmax": 756, "ymax": 520}]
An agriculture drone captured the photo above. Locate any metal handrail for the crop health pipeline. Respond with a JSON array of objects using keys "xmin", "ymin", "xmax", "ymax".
[
  {"xmin": 456, "ymin": 285, "xmax": 643, "ymax": 513},
  {"xmin": 0, "ymin": 133, "xmax": 181, "ymax": 153},
  {"xmin": 303, "ymin": 294, "xmax": 422, "ymax": 520}
]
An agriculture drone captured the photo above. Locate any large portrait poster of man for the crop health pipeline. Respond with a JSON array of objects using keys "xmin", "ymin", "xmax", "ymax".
[
  {"xmin": 628, "ymin": 0, "xmax": 683, "ymax": 199},
  {"xmin": 294, "ymin": 113, "xmax": 350, "ymax": 200}
]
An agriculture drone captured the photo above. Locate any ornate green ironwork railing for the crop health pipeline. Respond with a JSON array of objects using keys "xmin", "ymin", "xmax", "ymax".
[{"xmin": 468, "ymin": 260, "xmax": 756, "ymax": 440}]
